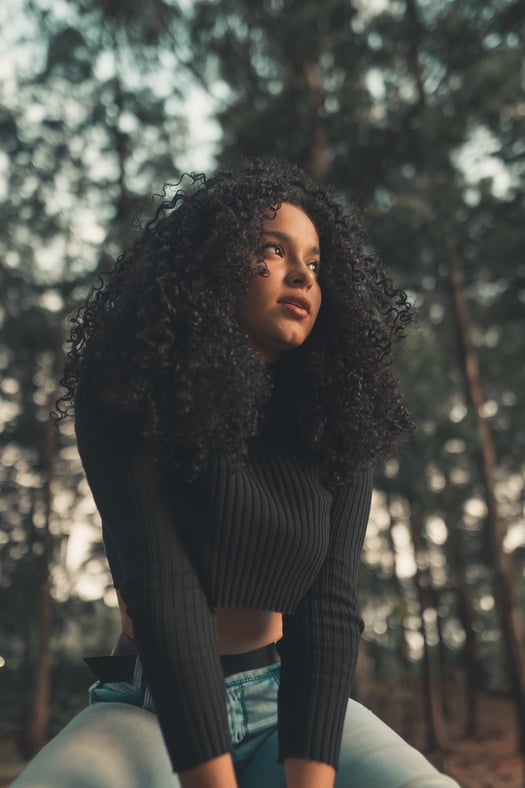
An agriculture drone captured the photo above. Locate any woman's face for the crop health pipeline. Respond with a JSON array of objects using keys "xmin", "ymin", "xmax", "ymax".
[{"xmin": 237, "ymin": 202, "xmax": 322, "ymax": 362}]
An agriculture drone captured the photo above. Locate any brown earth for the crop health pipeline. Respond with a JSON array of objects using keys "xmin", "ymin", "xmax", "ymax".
[{"xmin": 365, "ymin": 682, "xmax": 525, "ymax": 788}]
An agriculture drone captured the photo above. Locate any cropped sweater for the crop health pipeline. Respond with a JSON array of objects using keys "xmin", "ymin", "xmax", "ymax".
[{"xmin": 75, "ymin": 388, "xmax": 372, "ymax": 773}]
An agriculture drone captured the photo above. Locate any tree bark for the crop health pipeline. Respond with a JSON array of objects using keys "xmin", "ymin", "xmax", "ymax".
[
  {"xmin": 303, "ymin": 60, "xmax": 328, "ymax": 180},
  {"xmin": 408, "ymin": 500, "xmax": 441, "ymax": 751},
  {"xmin": 446, "ymin": 520, "xmax": 481, "ymax": 736},
  {"xmin": 23, "ymin": 413, "xmax": 57, "ymax": 757},
  {"xmin": 387, "ymin": 519, "xmax": 416, "ymax": 742},
  {"xmin": 429, "ymin": 582, "xmax": 449, "ymax": 723},
  {"xmin": 442, "ymin": 469, "xmax": 484, "ymax": 739}
]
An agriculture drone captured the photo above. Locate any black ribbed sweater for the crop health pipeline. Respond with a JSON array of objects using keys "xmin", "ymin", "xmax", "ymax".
[{"xmin": 75, "ymin": 389, "xmax": 372, "ymax": 773}]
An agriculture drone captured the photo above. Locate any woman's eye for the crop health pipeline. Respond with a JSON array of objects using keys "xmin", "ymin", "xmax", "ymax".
[
  {"xmin": 263, "ymin": 243, "xmax": 283, "ymax": 257},
  {"xmin": 308, "ymin": 261, "xmax": 320, "ymax": 275}
]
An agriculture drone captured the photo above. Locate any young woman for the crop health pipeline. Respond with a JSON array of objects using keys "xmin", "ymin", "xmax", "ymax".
[{"xmin": 14, "ymin": 159, "xmax": 460, "ymax": 787}]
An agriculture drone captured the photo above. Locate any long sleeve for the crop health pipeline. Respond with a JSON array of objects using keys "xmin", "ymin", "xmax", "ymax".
[
  {"xmin": 75, "ymin": 392, "xmax": 231, "ymax": 772},
  {"xmin": 276, "ymin": 468, "xmax": 372, "ymax": 768}
]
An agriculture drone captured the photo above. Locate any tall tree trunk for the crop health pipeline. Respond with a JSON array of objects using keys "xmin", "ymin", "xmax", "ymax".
[
  {"xmin": 408, "ymin": 500, "xmax": 441, "ymax": 751},
  {"xmin": 442, "ymin": 468, "xmax": 483, "ymax": 738},
  {"xmin": 303, "ymin": 60, "xmax": 328, "ymax": 180},
  {"xmin": 23, "ymin": 412, "xmax": 57, "ymax": 757},
  {"xmin": 387, "ymin": 519, "xmax": 415, "ymax": 742},
  {"xmin": 111, "ymin": 71, "xmax": 133, "ymax": 247},
  {"xmin": 448, "ymin": 253, "xmax": 525, "ymax": 754},
  {"xmin": 429, "ymin": 582, "xmax": 449, "ymax": 722},
  {"xmin": 446, "ymin": 520, "xmax": 481, "ymax": 737}
]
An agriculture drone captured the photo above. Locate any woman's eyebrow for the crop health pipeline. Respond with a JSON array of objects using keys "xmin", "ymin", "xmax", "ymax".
[{"xmin": 263, "ymin": 229, "xmax": 320, "ymax": 256}]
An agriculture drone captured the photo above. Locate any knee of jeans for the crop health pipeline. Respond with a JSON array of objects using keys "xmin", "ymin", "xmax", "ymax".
[{"xmin": 400, "ymin": 776, "xmax": 461, "ymax": 788}]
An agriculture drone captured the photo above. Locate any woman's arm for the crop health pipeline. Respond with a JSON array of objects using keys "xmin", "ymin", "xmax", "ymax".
[
  {"xmin": 75, "ymin": 392, "xmax": 231, "ymax": 774},
  {"xmin": 277, "ymin": 469, "xmax": 373, "ymax": 769},
  {"xmin": 285, "ymin": 758, "xmax": 335, "ymax": 788}
]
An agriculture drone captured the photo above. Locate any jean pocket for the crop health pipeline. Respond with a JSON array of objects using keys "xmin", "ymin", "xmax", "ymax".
[
  {"xmin": 240, "ymin": 669, "xmax": 279, "ymax": 738},
  {"xmin": 89, "ymin": 680, "xmax": 145, "ymax": 707}
]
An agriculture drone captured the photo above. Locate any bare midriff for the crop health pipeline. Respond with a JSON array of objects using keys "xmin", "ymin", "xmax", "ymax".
[
  {"xmin": 116, "ymin": 590, "xmax": 283, "ymax": 654},
  {"xmin": 214, "ymin": 607, "xmax": 283, "ymax": 654}
]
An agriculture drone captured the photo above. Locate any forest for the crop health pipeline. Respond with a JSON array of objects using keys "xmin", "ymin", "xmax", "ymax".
[{"xmin": 0, "ymin": 1, "xmax": 524, "ymax": 785}]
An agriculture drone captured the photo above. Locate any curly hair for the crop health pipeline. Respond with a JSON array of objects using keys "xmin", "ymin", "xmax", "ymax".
[{"xmin": 58, "ymin": 158, "xmax": 414, "ymax": 485}]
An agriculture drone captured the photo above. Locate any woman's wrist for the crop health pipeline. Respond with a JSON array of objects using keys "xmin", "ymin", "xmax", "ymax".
[
  {"xmin": 178, "ymin": 753, "xmax": 238, "ymax": 788},
  {"xmin": 285, "ymin": 757, "xmax": 336, "ymax": 788}
]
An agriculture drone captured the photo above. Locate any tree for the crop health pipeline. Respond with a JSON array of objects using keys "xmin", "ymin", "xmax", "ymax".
[{"xmin": 0, "ymin": 0, "xmax": 192, "ymax": 753}]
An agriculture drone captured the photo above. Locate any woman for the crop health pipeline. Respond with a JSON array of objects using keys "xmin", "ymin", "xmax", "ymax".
[{"xmin": 14, "ymin": 159, "xmax": 459, "ymax": 787}]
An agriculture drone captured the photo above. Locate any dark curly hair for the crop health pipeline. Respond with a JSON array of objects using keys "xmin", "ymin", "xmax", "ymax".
[{"xmin": 58, "ymin": 158, "xmax": 414, "ymax": 485}]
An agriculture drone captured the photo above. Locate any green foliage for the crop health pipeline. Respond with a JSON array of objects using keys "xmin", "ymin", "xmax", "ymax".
[{"xmin": 0, "ymin": 0, "xmax": 190, "ymax": 739}]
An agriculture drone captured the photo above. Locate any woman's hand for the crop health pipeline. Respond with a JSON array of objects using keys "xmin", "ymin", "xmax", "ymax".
[
  {"xmin": 179, "ymin": 753, "xmax": 238, "ymax": 788},
  {"xmin": 285, "ymin": 757, "xmax": 336, "ymax": 788}
]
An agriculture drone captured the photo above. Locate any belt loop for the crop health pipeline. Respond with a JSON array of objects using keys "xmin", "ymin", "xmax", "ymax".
[
  {"xmin": 133, "ymin": 654, "xmax": 144, "ymax": 689},
  {"xmin": 133, "ymin": 654, "xmax": 153, "ymax": 708},
  {"xmin": 143, "ymin": 685, "xmax": 154, "ymax": 709}
]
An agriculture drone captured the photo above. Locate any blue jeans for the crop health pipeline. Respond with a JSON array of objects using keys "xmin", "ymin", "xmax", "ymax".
[{"xmin": 13, "ymin": 659, "xmax": 461, "ymax": 787}]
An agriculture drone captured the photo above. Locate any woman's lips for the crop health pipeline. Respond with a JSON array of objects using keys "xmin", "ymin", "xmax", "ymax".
[
  {"xmin": 279, "ymin": 301, "xmax": 310, "ymax": 318},
  {"xmin": 278, "ymin": 296, "xmax": 311, "ymax": 318}
]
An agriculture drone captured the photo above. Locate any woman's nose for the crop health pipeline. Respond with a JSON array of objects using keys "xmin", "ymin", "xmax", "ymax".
[{"xmin": 285, "ymin": 262, "xmax": 314, "ymax": 288}]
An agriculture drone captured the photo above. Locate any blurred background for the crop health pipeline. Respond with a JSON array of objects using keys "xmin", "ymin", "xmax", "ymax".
[{"xmin": 0, "ymin": 1, "xmax": 523, "ymax": 785}]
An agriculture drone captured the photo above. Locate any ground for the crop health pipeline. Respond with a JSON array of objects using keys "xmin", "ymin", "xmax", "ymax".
[
  {"xmin": 368, "ymin": 682, "xmax": 525, "ymax": 788},
  {"xmin": 1, "ymin": 687, "xmax": 524, "ymax": 786},
  {"xmin": 425, "ymin": 689, "xmax": 525, "ymax": 788}
]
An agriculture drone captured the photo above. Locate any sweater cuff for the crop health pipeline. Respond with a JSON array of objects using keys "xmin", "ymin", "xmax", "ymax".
[{"xmin": 277, "ymin": 668, "xmax": 353, "ymax": 769}]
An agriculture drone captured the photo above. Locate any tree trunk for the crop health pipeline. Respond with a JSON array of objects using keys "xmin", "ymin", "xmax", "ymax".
[
  {"xmin": 23, "ymin": 414, "xmax": 56, "ymax": 757},
  {"xmin": 429, "ymin": 582, "xmax": 449, "ymax": 723},
  {"xmin": 302, "ymin": 60, "xmax": 328, "ymax": 180},
  {"xmin": 448, "ymin": 255, "xmax": 525, "ymax": 754},
  {"xmin": 408, "ymin": 500, "xmax": 441, "ymax": 751},
  {"xmin": 446, "ymin": 521, "xmax": 481, "ymax": 737},
  {"xmin": 442, "ymin": 469, "xmax": 484, "ymax": 739},
  {"xmin": 387, "ymin": 519, "xmax": 415, "ymax": 742}
]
